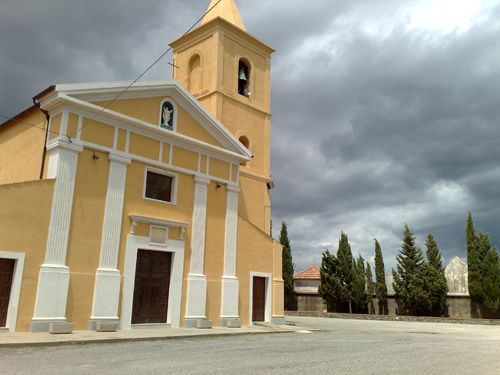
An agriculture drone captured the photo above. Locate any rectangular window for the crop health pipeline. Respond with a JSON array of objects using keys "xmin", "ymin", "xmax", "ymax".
[{"xmin": 143, "ymin": 167, "xmax": 177, "ymax": 204}]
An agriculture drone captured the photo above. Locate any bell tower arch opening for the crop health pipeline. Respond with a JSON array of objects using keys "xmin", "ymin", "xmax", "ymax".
[{"xmin": 238, "ymin": 58, "xmax": 251, "ymax": 97}]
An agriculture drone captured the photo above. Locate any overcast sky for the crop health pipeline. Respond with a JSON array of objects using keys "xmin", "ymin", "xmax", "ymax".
[{"xmin": 1, "ymin": 0, "xmax": 499, "ymax": 273}]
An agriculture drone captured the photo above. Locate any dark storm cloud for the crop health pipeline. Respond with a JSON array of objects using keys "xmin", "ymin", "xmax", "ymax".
[
  {"xmin": 268, "ymin": 3, "xmax": 500, "ymax": 270},
  {"xmin": 1, "ymin": 0, "xmax": 499, "ymax": 272}
]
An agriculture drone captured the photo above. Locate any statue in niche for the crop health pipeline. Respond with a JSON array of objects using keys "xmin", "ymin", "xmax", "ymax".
[{"xmin": 161, "ymin": 101, "xmax": 174, "ymax": 129}]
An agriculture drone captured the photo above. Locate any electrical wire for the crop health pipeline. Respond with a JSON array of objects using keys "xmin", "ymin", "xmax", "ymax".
[
  {"xmin": 0, "ymin": 0, "xmax": 222, "ymax": 140},
  {"xmin": 70, "ymin": 0, "xmax": 222, "ymax": 139}
]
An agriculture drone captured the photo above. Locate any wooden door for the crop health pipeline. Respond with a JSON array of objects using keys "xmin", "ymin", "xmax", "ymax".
[
  {"xmin": 132, "ymin": 250, "xmax": 172, "ymax": 324},
  {"xmin": 0, "ymin": 258, "xmax": 15, "ymax": 327},
  {"xmin": 252, "ymin": 276, "xmax": 266, "ymax": 322}
]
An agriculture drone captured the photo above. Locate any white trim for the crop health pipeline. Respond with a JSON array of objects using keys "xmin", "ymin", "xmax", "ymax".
[
  {"xmin": 0, "ymin": 252, "xmax": 25, "ymax": 332},
  {"xmin": 129, "ymin": 215, "xmax": 188, "ymax": 240},
  {"xmin": 76, "ymin": 115, "xmax": 83, "ymax": 141},
  {"xmin": 143, "ymin": 166, "xmax": 178, "ymax": 205},
  {"xmin": 249, "ymin": 272, "xmax": 272, "ymax": 323},
  {"xmin": 39, "ymin": 82, "xmax": 252, "ymax": 159},
  {"xmin": 158, "ymin": 98, "xmax": 178, "ymax": 132},
  {"xmin": 149, "ymin": 225, "xmax": 169, "ymax": 246},
  {"xmin": 121, "ymin": 235, "xmax": 185, "ymax": 329}
]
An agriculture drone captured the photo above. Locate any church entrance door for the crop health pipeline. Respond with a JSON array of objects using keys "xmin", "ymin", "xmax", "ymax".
[
  {"xmin": 0, "ymin": 258, "xmax": 15, "ymax": 327},
  {"xmin": 252, "ymin": 276, "xmax": 266, "ymax": 322},
  {"xmin": 132, "ymin": 250, "xmax": 172, "ymax": 324}
]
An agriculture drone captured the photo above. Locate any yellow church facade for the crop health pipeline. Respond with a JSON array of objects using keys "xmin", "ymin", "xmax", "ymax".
[{"xmin": 0, "ymin": 0, "xmax": 285, "ymax": 332}]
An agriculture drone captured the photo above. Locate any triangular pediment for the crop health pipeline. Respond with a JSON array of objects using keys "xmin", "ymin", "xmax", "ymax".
[{"xmin": 37, "ymin": 80, "xmax": 251, "ymax": 160}]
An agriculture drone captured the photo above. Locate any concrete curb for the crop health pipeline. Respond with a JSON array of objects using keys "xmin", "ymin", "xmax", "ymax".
[
  {"xmin": 286, "ymin": 311, "xmax": 500, "ymax": 325},
  {"xmin": 0, "ymin": 328, "xmax": 296, "ymax": 349}
]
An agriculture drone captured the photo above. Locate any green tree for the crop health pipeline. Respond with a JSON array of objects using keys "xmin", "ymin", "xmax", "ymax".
[
  {"xmin": 337, "ymin": 232, "xmax": 354, "ymax": 313},
  {"xmin": 351, "ymin": 255, "xmax": 367, "ymax": 313},
  {"xmin": 466, "ymin": 213, "xmax": 483, "ymax": 304},
  {"xmin": 365, "ymin": 262, "xmax": 375, "ymax": 314},
  {"xmin": 374, "ymin": 239, "xmax": 388, "ymax": 304},
  {"xmin": 279, "ymin": 221, "xmax": 294, "ymax": 310},
  {"xmin": 481, "ymin": 247, "xmax": 500, "ymax": 314},
  {"xmin": 318, "ymin": 249, "xmax": 342, "ymax": 310},
  {"xmin": 318, "ymin": 232, "xmax": 355, "ymax": 313},
  {"xmin": 393, "ymin": 224, "xmax": 431, "ymax": 315},
  {"xmin": 421, "ymin": 234, "xmax": 448, "ymax": 315}
]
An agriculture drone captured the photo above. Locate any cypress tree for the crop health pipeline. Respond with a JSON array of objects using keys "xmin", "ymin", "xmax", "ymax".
[
  {"xmin": 318, "ymin": 249, "xmax": 342, "ymax": 310},
  {"xmin": 466, "ymin": 213, "xmax": 483, "ymax": 304},
  {"xmin": 279, "ymin": 221, "xmax": 294, "ymax": 310},
  {"xmin": 421, "ymin": 234, "xmax": 448, "ymax": 315},
  {"xmin": 374, "ymin": 239, "xmax": 388, "ymax": 303},
  {"xmin": 352, "ymin": 255, "xmax": 367, "ymax": 313},
  {"xmin": 393, "ymin": 224, "xmax": 431, "ymax": 315},
  {"xmin": 337, "ymin": 232, "xmax": 354, "ymax": 313},
  {"xmin": 481, "ymin": 247, "xmax": 500, "ymax": 315},
  {"xmin": 365, "ymin": 262, "xmax": 375, "ymax": 314}
]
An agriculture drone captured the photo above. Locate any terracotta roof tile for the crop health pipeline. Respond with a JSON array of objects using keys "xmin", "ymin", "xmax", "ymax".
[{"xmin": 294, "ymin": 265, "xmax": 320, "ymax": 280}]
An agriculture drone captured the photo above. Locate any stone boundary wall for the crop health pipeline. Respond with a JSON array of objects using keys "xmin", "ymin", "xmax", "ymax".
[{"xmin": 285, "ymin": 311, "xmax": 500, "ymax": 326}]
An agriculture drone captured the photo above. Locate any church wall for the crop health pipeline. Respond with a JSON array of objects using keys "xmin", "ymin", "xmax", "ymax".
[
  {"xmin": 0, "ymin": 110, "xmax": 47, "ymax": 185},
  {"xmin": 221, "ymin": 96, "xmax": 267, "ymax": 173},
  {"xmin": 64, "ymin": 148, "xmax": 109, "ymax": 330},
  {"xmin": 238, "ymin": 173, "xmax": 269, "ymax": 233},
  {"xmin": 222, "ymin": 35, "xmax": 268, "ymax": 106},
  {"xmin": 0, "ymin": 179, "xmax": 54, "ymax": 331},
  {"xmin": 172, "ymin": 35, "xmax": 214, "ymax": 94},
  {"xmin": 236, "ymin": 216, "xmax": 275, "ymax": 325},
  {"xmin": 204, "ymin": 181, "xmax": 226, "ymax": 325}
]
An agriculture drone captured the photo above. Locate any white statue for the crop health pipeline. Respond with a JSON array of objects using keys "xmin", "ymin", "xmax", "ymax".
[{"xmin": 162, "ymin": 106, "xmax": 174, "ymax": 126}]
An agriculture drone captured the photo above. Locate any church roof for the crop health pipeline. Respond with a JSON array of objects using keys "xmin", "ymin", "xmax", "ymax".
[
  {"xmin": 201, "ymin": 0, "xmax": 245, "ymax": 31},
  {"xmin": 294, "ymin": 265, "xmax": 321, "ymax": 280}
]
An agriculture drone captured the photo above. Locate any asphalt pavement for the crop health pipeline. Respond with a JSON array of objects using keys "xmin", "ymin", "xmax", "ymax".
[{"xmin": 1, "ymin": 316, "xmax": 499, "ymax": 374}]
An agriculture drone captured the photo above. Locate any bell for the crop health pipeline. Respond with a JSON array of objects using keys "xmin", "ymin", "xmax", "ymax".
[{"xmin": 239, "ymin": 67, "xmax": 247, "ymax": 82}]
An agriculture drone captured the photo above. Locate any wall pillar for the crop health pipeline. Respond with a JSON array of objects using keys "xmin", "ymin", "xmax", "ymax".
[
  {"xmin": 219, "ymin": 185, "xmax": 241, "ymax": 327},
  {"xmin": 88, "ymin": 154, "xmax": 131, "ymax": 330},
  {"xmin": 183, "ymin": 176, "xmax": 210, "ymax": 327},
  {"xmin": 30, "ymin": 139, "xmax": 83, "ymax": 332}
]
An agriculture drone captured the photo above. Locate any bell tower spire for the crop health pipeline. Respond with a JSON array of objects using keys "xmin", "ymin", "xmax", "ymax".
[{"xmin": 201, "ymin": 0, "xmax": 245, "ymax": 31}]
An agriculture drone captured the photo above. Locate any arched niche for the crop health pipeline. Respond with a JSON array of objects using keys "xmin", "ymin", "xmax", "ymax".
[{"xmin": 188, "ymin": 52, "xmax": 203, "ymax": 94}]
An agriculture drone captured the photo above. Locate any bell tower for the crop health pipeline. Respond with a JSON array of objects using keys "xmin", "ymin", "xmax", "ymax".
[{"xmin": 169, "ymin": 0, "xmax": 275, "ymax": 208}]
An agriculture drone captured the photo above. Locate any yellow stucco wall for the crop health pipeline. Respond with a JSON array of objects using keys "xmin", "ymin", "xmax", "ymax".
[
  {"xmin": 236, "ymin": 216, "xmax": 275, "ymax": 326},
  {"xmin": 65, "ymin": 149, "xmax": 109, "ymax": 330},
  {"xmin": 0, "ymin": 111, "xmax": 47, "ymax": 185},
  {"xmin": 0, "ymin": 179, "xmax": 54, "ymax": 331},
  {"xmin": 238, "ymin": 174, "xmax": 269, "ymax": 233},
  {"xmin": 80, "ymin": 118, "xmax": 115, "ymax": 149},
  {"xmin": 204, "ymin": 182, "xmax": 226, "ymax": 324}
]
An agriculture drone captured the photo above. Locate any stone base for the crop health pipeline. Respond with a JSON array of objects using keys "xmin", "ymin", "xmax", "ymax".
[
  {"xmin": 183, "ymin": 319, "xmax": 199, "ymax": 328},
  {"xmin": 49, "ymin": 323, "xmax": 74, "ymax": 334},
  {"xmin": 196, "ymin": 320, "xmax": 213, "ymax": 329},
  {"xmin": 88, "ymin": 319, "xmax": 119, "ymax": 331},
  {"xmin": 30, "ymin": 319, "xmax": 68, "ymax": 333},
  {"xmin": 96, "ymin": 322, "xmax": 118, "ymax": 332},
  {"xmin": 219, "ymin": 318, "xmax": 242, "ymax": 328},
  {"xmin": 271, "ymin": 317, "xmax": 287, "ymax": 326}
]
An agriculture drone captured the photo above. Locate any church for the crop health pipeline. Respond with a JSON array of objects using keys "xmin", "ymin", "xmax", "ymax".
[{"xmin": 0, "ymin": 0, "xmax": 285, "ymax": 332}]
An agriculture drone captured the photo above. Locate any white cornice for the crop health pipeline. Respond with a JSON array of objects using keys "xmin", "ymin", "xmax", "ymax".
[{"xmin": 41, "ymin": 92, "xmax": 250, "ymax": 163}]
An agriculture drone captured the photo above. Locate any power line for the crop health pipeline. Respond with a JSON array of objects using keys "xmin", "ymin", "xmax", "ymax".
[
  {"xmin": 0, "ymin": 113, "xmax": 62, "ymax": 136},
  {"xmin": 70, "ymin": 0, "xmax": 222, "ymax": 139},
  {"xmin": 0, "ymin": 0, "xmax": 222, "ymax": 140}
]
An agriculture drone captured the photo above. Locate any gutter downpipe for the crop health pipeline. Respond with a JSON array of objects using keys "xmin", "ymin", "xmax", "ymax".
[{"xmin": 33, "ymin": 98, "xmax": 51, "ymax": 180}]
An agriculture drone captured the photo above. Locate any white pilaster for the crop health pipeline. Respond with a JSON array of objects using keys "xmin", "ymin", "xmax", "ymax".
[
  {"xmin": 89, "ymin": 153, "xmax": 131, "ymax": 330},
  {"xmin": 184, "ymin": 176, "xmax": 210, "ymax": 326},
  {"xmin": 30, "ymin": 139, "xmax": 83, "ymax": 332},
  {"xmin": 220, "ymin": 185, "xmax": 241, "ymax": 325}
]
